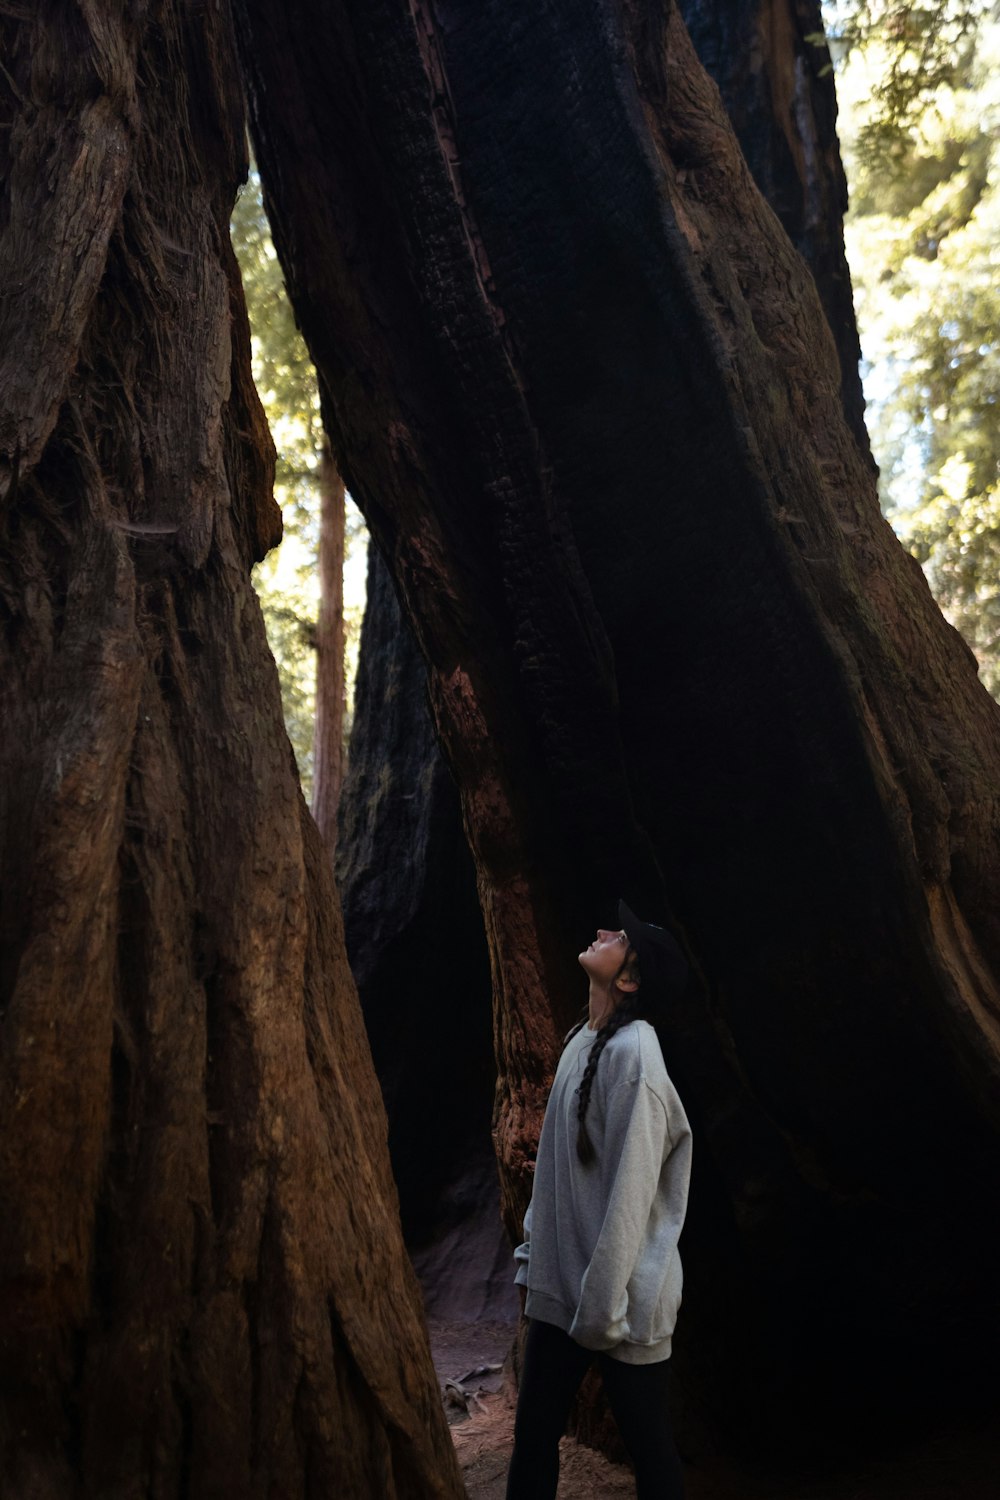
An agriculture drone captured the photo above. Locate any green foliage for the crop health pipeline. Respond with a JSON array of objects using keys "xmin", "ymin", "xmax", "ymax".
[
  {"xmin": 232, "ymin": 170, "xmax": 368, "ymax": 793},
  {"xmin": 232, "ymin": 170, "xmax": 320, "ymax": 790},
  {"xmin": 232, "ymin": 170, "xmax": 322, "ymax": 531},
  {"xmin": 835, "ymin": 4, "xmax": 1000, "ymax": 691},
  {"xmin": 827, "ymin": 2, "xmax": 987, "ymax": 137}
]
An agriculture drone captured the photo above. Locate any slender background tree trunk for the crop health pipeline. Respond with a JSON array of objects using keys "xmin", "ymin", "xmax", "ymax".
[
  {"xmin": 0, "ymin": 5, "xmax": 461, "ymax": 1495},
  {"xmin": 311, "ymin": 440, "xmax": 347, "ymax": 854},
  {"xmin": 238, "ymin": 0, "xmax": 1000, "ymax": 1445}
]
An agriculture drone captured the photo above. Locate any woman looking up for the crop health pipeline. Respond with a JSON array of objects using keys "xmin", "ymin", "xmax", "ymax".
[{"xmin": 505, "ymin": 900, "xmax": 692, "ymax": 1500}]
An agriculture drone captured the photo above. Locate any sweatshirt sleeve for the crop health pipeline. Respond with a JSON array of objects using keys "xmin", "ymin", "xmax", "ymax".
[
  {"xmin": 513, "ymin": 1196, "xmax": 532, "ymax": 1287},
  {"xmin": 568, "ymin": 1076, "xmax": 669, "ymax": 1351}
]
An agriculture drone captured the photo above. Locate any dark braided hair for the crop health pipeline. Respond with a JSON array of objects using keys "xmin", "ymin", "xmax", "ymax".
[{"xmin": 572, "ymin": 952, "xmax": 643, "ymax": 1165}]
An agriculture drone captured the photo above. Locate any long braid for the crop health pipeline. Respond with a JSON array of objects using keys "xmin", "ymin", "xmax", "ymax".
[{"xmin": 575, "ymin": 991, "xmax": 640, "ymax": 1165}]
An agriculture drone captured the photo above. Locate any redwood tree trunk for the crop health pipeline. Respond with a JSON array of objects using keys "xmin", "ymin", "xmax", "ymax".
[
  {"xmin": 238, "ymin": 0, "xmax": 1000, "ymax": 1446},
  {"xmin": 0, "ymin": 5, "xmax": 461, "ymax": 1496},
  {"xmin": 338, "ymin": 0, "xmax": 870, "ymax": 1335},
  {"xmin": 311, "ymin": 441, "xmax": 346, "ymax": 854}
]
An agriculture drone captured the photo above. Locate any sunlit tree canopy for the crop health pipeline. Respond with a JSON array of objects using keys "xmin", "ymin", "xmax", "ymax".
[{"xmin": 834, "ymin": 1, "xmax": 1000, "ymax": 690}]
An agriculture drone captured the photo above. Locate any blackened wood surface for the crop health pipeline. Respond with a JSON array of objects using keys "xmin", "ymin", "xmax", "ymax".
[
  {"xmin": 237, "ymin": 0, "xmax": 1000, "ymax": 1441},
  {"xmin": 339, "ymin": 0, "xmax": 869, "ymax": 1327},
  {"xmin": 337, "ymin": 0, "xmax": 872, "ymax": 1352}
]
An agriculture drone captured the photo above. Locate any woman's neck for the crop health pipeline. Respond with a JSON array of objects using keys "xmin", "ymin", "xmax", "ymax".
[{"xmin": 587, "ymin": 984, "xmax": 617, "ymax": 1031}]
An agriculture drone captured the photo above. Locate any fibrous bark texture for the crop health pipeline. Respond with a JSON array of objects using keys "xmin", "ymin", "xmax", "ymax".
[
  {"xmin": 237, "ymin": 0, "xmax": 1000, "ymax": 1448},
  {"xmin": 0, "ymin": 5, "xmax": 461, "ymax": 1496},
  {"xmin": 677, "ymin": 0, "xmax": 869, "ymax": 446},
  {"xmin": 337, "ymin": 547, "xmax": 512, "ymax": 1321}
]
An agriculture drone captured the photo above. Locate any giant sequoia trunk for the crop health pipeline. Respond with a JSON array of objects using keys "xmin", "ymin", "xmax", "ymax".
[
  {"xmin": 0, "ymin": 5, "xmax": 462, "ymax": 1496},
  {"xmin": 337, "ymin": 0, "xmax": 869, "ymax": 1330},
  {"xmin": 238, "ymin": 0, "xmax": 1000, "ymax": 1448}
]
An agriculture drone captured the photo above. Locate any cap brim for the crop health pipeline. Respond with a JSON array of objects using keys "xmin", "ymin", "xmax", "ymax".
[
  {"xmin": 617, "ymin": 896, "xmax": 690, "ymax": 996},
  {"xmin": 618, "ymin": 898, "xmax": 641, "ymax": 946}
]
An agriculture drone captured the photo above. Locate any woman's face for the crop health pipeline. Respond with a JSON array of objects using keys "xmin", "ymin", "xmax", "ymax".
[{"xmin": 578, "ymin": 928, "xmax": 630, "ymax": 983}]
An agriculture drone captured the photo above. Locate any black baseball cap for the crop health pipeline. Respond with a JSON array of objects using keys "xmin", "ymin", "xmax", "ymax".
[{"xmin": 618, "ymin": 898, "xmax": 689, "ymax": 1001}]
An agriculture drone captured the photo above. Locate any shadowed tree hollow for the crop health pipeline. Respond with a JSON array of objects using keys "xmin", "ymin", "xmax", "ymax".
[
  {"xmin": 236, "ymin": 0, "xmax": 1000, "ymax": 1448},
  {"xmin": 0, "ymin": 3, "xmax": 461, "ymax": 1496}
]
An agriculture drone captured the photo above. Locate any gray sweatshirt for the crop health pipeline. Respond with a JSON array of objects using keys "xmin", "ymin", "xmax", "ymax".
[{"xmin": 513, "ymin": 1018, "xmax": 692, "ymax": 1364}]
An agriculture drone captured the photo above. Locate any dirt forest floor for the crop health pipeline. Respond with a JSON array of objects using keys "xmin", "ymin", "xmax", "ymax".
[{"xmin": 428, "ymin": 1321, "xmax": 1000, "ymax": 1500}]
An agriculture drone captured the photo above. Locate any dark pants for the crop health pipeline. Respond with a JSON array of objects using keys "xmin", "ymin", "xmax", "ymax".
[{"xmin": 505, "ymin": 1318, "xmax": 685, "ymax": 1499}]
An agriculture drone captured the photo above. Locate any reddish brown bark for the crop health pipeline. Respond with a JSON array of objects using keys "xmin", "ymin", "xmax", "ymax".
[
  {"xmin": 311, "ymin": 441, "xmax": 346, "ymax": 854},
  {"xmin": 237, "ymin": 0, "xmax": 1000, "ymax": 1447},
  {"xmin": 0, "ymin": 4, "xmax": 461, "ymax": 1495}
]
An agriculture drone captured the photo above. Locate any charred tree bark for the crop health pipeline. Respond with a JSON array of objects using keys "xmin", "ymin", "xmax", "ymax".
[
  {"xmin": 311, "ymin": 441, "xmax": 346, "ymax": 855},
  {"xmin": 238, "ymin": 0, "xmax": 1000, "ymax": 1450},
  {"xmin": 0, "ymin": 5, "xmax": 461, "ymax": 1496},
  {"xmin": 338, "ymin": 0, "xmax": 870, "ymax": 1332}
]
